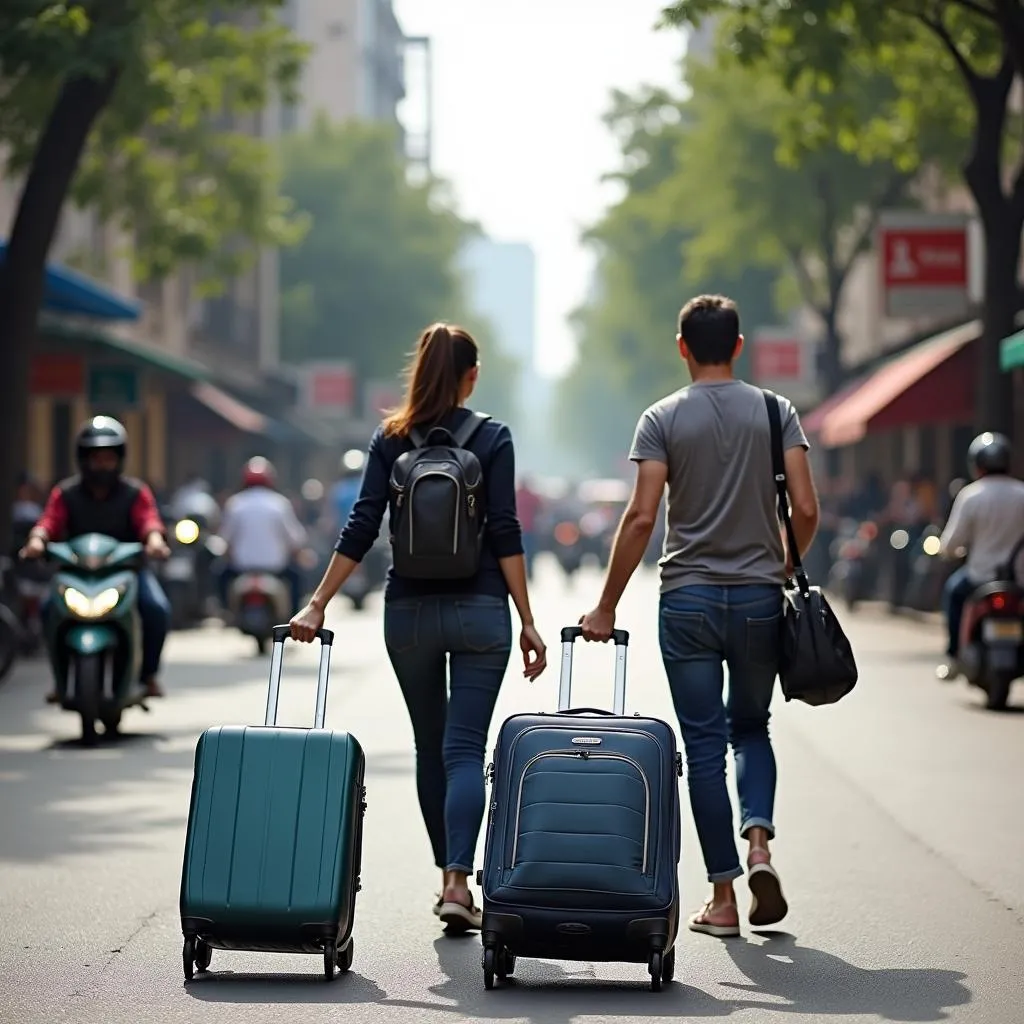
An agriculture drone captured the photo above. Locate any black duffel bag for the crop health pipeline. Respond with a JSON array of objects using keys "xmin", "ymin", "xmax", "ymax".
[{"xmin": 763, "ymin": 391, "xmax": 859, "ymax": 706}]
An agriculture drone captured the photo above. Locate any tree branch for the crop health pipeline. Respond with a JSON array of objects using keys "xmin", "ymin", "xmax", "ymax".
[
  {"xmin": 783, "ymin": 242, "xmax": 828, "ymax": 319},
  {"xmin": 918, "ymin": 13, "xmax": 983, "ymax": 95},
  {"xmin": 950, "ymin": 0, "xmax": 1000, "ymax": 20}
]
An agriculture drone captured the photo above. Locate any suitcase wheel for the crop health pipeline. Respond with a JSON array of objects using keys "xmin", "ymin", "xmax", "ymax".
[
  {"xmin": 183, "ymin": 936, "xmax": 212, "ymax": 982},
  {"xmin": 648, "ymin": 947, "xmax": 674, "ymax": 991},
  {"xmin": 481, "ymin": 945, "xmax": 514, "ymax": 990},
  {"xmin": 325, "ymin": 938, "xmax": 354, "ymax": 980}
]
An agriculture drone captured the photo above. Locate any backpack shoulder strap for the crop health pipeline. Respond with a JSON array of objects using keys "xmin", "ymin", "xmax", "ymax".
[
  {"xmin": 453, "ymin": 412, "xmax": 492, "ymax": 449},
  {"xmin": 408, "ymin": 426, "xmax": 428, "ymax": 449},
  {"xmin": 761, "ymin": 389, "xmax": 807, "ymax": 589}
]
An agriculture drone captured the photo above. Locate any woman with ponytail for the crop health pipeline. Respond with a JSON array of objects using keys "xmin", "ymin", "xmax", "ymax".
[{"xmin": 291, "ymin": 322, "xmax": 548, "ymax": 933}]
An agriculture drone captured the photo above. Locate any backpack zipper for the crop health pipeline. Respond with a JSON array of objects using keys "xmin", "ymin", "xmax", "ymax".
[{"xmin": 407, "ymin": 469, "xmax": 462, "ymax": 554}]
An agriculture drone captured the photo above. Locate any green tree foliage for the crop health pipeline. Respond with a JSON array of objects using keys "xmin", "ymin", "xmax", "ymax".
[
  {"xmin": 0, "ymin": 0, "xmax": 307, "ymax": 543},
  {"xmin": 279, "ymin": 116, "xmax": 519, "ymax": 424},
  {"xmin": 662, "ymin": 0, "xmax": 1020, "ymax": 433}
]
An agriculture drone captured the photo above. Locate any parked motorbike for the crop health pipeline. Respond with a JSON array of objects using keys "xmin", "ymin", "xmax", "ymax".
[
  {"xmin": 903, "ymin": 526, "xmax": 958, "ymax": 613},
  {"xmin": 551, "ymin": 519, "xmax": 585, "ymax": 579},
  {"xmin": 956, "ymin": 536, "xmax": 1024, "ymax": 711},
  {"xmin": 227, "ymin": 572, "xmax": 292, "ymax": 655},
  {"xmin": 43, "ymin": 533, "xmax": 149, "ymax": 745},
  {"xmin": 0, "ymin": 561, "xmax": 22, "ymax": 686},
  {"xmin": 827, "ymin": 520, "xmax": 883, "ymax": 610},
  {"xmin": 1, "ymin": 554, "xmax": 51, "ymax": 654}
]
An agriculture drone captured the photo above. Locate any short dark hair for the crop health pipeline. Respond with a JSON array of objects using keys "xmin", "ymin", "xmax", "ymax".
[{"xmin": 678, "ymin": 294, "xmax": 740, "ymax": 365}]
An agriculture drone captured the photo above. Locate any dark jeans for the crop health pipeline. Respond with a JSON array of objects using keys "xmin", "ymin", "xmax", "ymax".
[
  {"xmin": 219, "ymin": 565, "xmax": 302, "ymax": 617},
  {"xmin": 659, "ymin": 584, "xmax": 782, "ymax": 883},
  {"xmin": 384, "ymin": 594, "xmax": 512, "ymax": 873},
  {"xmin": 943, "ymin": 566, "xmax": 976, "ymax": 658},
  {"xmin": 41, "ymin": 569, "xmax": 170, "ymax": 681}
]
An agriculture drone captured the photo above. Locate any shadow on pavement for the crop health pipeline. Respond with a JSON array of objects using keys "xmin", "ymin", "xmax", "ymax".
[
  {"xmin": 719, "ymin": 931, "xmax": 971, "ymax": 1021},
  {"xmin": 184, "ymin": 968, "xmax": 387, "ymax": 1004},
  {"xmin": 376, "ymin": 932, "xmax": 971, "ymax": 1022}
]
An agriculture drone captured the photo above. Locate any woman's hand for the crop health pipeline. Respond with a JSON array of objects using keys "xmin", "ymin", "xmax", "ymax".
[
  {"xmin": 290, "ymin": 601, "xmax": 325, "ymax": 642},
  {"xmin": 520, "ymin": 623, "xmax": 548, "ymax": 680}
]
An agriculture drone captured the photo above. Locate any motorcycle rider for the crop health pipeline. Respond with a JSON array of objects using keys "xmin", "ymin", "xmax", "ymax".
[
  {"xmin": 218, "ymin": 457, "xmax": 307, "ymax": 616},
  {"xmin": 329, "ymin": 451, "xmax": 365, "ymax": 534},
  {"xmin": 937, "ymin": 432, "xmax": 1024, "ymax": 680},
  {"xmin": 19, "ymin": 417, "xmax": 172, "ymax": 700},
  {"xmin": 169, "ymin": 473, "xmax": 221, "ymax": 533}
]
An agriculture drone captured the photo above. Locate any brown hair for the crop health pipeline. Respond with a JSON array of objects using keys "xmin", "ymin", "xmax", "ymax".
[{"xmin": 382, "ymin": 322, "xmax": 480, "ymax": 438}]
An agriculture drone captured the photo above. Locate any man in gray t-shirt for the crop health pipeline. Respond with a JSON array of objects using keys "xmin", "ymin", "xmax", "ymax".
[{"xmin": 581, "ymin": 294, "xmax": 819, "ymax": 940}]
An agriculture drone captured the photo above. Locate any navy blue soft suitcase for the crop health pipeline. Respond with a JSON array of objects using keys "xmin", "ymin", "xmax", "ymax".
[{"xmin": 479, "ymin": 626, "xmax": 682, "ymax": 991}]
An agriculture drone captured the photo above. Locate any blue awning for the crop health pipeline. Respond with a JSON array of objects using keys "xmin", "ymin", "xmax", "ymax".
[{"xmin": 0, "ymin": 240, "xmax": 141, "ymax": 321}]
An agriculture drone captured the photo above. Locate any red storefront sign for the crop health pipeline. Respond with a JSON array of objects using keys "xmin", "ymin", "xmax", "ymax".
[
  {"xmin": 30, "ymin": 354, "xmax": 85, "ymax": 395},
  {"xmin": 877, "ymin": 213, "xmax": 971, "ymax": 320},
  {"xmin": 302, "ymin": 362, "xmax": 355, "ymax": 416},
  {"xmin": 753, "ymin": 339, "xmax": 802, "ymax": 381}
]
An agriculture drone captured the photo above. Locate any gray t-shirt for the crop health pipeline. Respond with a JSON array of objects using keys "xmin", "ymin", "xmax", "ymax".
[{"xmin": 630, "ymin": 379, "xmax": 809, "ymax": 594}]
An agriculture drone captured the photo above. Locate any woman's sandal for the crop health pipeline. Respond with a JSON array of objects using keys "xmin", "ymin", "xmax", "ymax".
[
  {"xmin": 747, "ymin": 848, "xmax": 789, "ymax": 927},
  {"xmin": 439, "ymin": 894, "xmax": 483, "ymax": 933},
  {"xmin": 687, "ymin": 900, "xmax": 740, "ymax": 938}
]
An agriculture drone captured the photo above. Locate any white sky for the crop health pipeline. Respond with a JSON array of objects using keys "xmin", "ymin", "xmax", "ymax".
[{"xmin": 393, "ymin": 1, "xmax": 686, "ymax": 377}]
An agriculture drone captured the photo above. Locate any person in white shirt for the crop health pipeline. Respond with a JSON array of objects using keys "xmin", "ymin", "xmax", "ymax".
[
  {"xmin": 218, "ymin": 458, "xmax": 308, "ymax": 615},
  {"xmin": 937, "ymin": 432, "xmax": 1024, "ymax": 680}
]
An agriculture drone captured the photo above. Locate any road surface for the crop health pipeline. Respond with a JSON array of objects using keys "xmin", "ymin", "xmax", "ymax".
[{"xmin": 0, "ymin": 560, "xmax": 1021, "ymax": 1024}]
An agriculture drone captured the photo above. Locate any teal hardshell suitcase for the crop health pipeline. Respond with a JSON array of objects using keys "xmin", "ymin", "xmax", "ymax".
[{"xmin": 179, "ymin": 625, "xmax": 366, "ymax": 981}]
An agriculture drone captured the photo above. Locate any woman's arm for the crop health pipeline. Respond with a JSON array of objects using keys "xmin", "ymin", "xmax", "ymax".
[{"xmin": 485, "ymin": 425, "xmax": 534, "ymax": 625}]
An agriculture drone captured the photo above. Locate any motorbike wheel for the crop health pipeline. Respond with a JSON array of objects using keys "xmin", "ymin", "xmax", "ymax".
[
  {"xmin": 349, "ymin": 594, "xmax": 366, "ymax": 611},
  {"xmin": 75, "ymin": 653, "xmax": 103, "ymax": 747},
  {"xmin": 0, "ymin": 605, "xmax": 19, "ymax": 686},
  {"xmin": 985, "ymin": 674, "xmax": 1012, "ymax": 711}
]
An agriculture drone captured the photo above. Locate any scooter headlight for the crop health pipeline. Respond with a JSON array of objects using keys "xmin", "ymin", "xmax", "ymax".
[
  {"xmin": 62, "ymin": 586, "xmax": 122, "ymax": 619},
  {"xmin": 922, "ymin": 535, "xmax": 942, "ymax": 557},
  {"xmin": 174, "ymin": 519, "xmax": 200, "ymax": 545}
]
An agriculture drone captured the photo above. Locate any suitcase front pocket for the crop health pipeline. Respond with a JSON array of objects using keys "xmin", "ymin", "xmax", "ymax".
[{"xmin": 507, "ymin": 751, "xmax": 651, "ymax": 890}]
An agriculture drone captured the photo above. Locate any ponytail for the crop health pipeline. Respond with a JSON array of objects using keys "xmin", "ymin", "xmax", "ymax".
[{"xmin": 382, "ymin": 322, "xmax": 479, "ymax": 437}]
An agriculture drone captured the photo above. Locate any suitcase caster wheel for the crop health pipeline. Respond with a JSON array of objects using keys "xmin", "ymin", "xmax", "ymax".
[
  {"xmin": 337, "ymin": 939, "xmax": 354, "ymax": 974},
  {"xmin": 182, "ymin": 937, "xmax": 196, "ymax": 982},
  {"xmin": 482, "ymin": 946, "xmax": 497, "ymax": 990},
  {"xmin": 195, "ymin": 940, "xmax": 212, "ymax": 973},
  {"xmin": 497, "ymin": 948, "xmax": 515, "ymax": 980},
  {"xmin": 648, "ymin": 951, "xmax": 663, "ymax": 992},
  {"xmin": 324, "ymin": 944, "xmax": 336, "ymax": 981},
  {"xmin": 661, "ymin": 947, "xmax": 675, "ymax": 984}
]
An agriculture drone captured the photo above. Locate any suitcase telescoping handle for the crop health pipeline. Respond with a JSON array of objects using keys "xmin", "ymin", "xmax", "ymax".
[
  {"xmin": 265, "ymin": 624, "xmax": 335, "ymax": 729},
  {"xmin": 558, "ymin": 625, "xmax": 630, "ymax": 716}
]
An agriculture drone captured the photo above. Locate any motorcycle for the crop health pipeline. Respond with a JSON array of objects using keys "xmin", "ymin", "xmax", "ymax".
[
  {"xmin": 158, "ymin": 514, "xmax": 224, "ymax": 629},
  {"xmin": 341, "ymin": 539, "xmax": 388, "ymax": 610},
  {"xmin": 903, "ymin": 525, "xmax": 958, "ymax": 613},
  {"xmin": 1, "ymin": 554, "xmax": 51, "ymax": 654},
  {"xmin": 551, "ymin": 519, "xmax": 585, "ymax": 579},
  {"xmin": 827, "ymin": 519, "xmax": 883, "ymax": 610},
  {"xmin": 43, "ymin": 533, "xmax": 149, "ymax": 745},
  {"xmin": 957, "ymin": 536, "xmax": 1024, "ymax": 711},
  {"xmin": 227, "ymin": 571, "xmax": 292, "ymax": 655},
  {"xmin": 0, "ymin": 561, "xmax": 22, "ymax": 686}
]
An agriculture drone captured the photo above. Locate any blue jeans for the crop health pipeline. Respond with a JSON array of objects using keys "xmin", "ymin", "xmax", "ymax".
[
  {"xmin": 383, "ymin": 594, "xmax": 512, "ymax": 873},
  {"xmin": 41, "ymin": 569, "xmax": 170, "ymax": 681},
  {"xmin": 659, "ymin": 584, "xmax": 783, "ymax": 883},
  {"xmin": 943, "ymin": 566, "xmax": 975, "ymax": 657}
]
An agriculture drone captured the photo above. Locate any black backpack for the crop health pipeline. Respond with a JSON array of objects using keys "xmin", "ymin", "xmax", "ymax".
[{"xmin": 388, "ymin": 412, "xmax": 491, "ymax": 579}]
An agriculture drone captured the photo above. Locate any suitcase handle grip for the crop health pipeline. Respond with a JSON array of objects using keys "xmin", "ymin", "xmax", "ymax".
[
  {"xmin": 265, "ymin": 625, "xmax": 334, "ymax": 728},
  {"xmin": 558, "ymin": 624, "xmax": 629, "ymax": 715},
  {"xmin": 557, "ymin": 706, "xmax": 618, "ymax": 716},
  {"xmin": 561, "ymin": 625, "xmax": 630, "ymax": 645},
  {"xmin": 272, "ymin": 623, "xmax": 335, "ymax": 645}
]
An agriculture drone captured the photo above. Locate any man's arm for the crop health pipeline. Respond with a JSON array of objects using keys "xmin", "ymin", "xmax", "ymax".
[
  {"xmin": 129, "ymin": 484, "xmax": 167, "ymax": 543},
  {"xmin": 783, "ymin": 446, "xmax": 820, "ymax": 559},
  {"xmin": 940, "ymin": 491, "xmax": 971, "ymax": 558},
  {"xmin": 30, "ymin": 486, "xmax": 68, "ymax": 542},
  {"xmin": 595, "ymin": 459, "xmax": 667, "ymax": 614}
]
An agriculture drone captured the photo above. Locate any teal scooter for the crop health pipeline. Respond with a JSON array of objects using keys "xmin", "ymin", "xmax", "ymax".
[{"xmin": 44, "ymin": 533, "xmax": 148, "ymax": 745}]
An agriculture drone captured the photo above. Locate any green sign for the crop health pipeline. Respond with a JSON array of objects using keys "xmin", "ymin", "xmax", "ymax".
[{"xmin": 88, "ymin": 365, "xmax": 138, "ymax": 408}]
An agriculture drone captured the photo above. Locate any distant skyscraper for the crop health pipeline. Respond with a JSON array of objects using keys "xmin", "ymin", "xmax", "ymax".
[{"xmin": 460, "ymin": 238, "xmax": 537, "ymax": 369}]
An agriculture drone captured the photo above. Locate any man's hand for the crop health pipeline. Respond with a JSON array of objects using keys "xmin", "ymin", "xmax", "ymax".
[
  {"xmin": 580, "ymin": 606, "xmax": 616, "ymax": 642},
  {"xmin": 144, "ymin": 531, "xmax": 171, "ymax": 560},
  {"xmin": 290, "ymin": 601, "xmax": 326, "ymax": 642},
  {"xmin": 19, "ymin": 535, "xmax": 46, "ymax": 560}
]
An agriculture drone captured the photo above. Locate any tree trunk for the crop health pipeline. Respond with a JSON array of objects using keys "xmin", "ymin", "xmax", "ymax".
[
  {"xmin": 0, "ymin": 68, "xmax": 120, "ymax": 548},
  {"xmin": 977, "ymin": 212, "xmax": 1020, "ymax": 437},
  {"xmin": 820, "ymin": 305, "xmax": 844, "ymax": 393}
]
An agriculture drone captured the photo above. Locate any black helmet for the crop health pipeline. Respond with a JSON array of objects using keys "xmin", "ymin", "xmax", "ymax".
[
  {"xmin": 968, "ymin": 431, "xmax": 1012, "ymax": 478},
  {"xmin": 76, "ymin": 416, "xmax": 128, "ymax": 487}
]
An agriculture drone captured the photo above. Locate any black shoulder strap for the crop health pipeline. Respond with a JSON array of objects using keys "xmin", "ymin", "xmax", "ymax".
[
  {"xmin": 409, "ymin": 426, "xmax": 428, "ymax": 449},
  {"xmin": 453, "ymin": 411, "xmax": 491, "ymax": 448},
  {"xmin": 762, "ymin": 389, "xmax": 809, "ymax": 593}
]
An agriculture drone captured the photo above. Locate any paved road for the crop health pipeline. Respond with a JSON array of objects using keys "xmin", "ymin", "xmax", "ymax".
[{"xmin": 0, "ymin": 560, "xmax": 1021, "ymax": 1024}]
